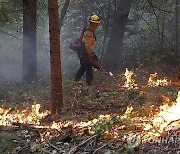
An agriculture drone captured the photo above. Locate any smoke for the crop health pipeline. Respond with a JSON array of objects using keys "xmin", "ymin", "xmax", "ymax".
[
  {"xmin": 0, "ymin": 0, "xmax": 105, "ymax": 84},
  {"xmin": 0, "ymin": 32, "xmax": 22, "ymax": 83},
  {"xmin": 0, "ymin": 16, "xmax": 81, "ymax": 84}
]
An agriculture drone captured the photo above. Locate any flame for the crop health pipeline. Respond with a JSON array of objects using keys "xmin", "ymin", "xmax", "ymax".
[
  {"xmin": 147, "ymin": 73, "xmax": 171, "ymax": 87},
  {"xmin": 123, "ymin": 68, "xmax": 137, "ymax": 89},
  {"xmin": 0, "ymin": 104, "xmax": 50, "ymax": 127},
  {"xmin": 126, "ymin": 91, "xmax": 180, "ymax": 140},
  {"xmin": 152, "ymin": 91, "xmax": 180, "ymax": 132},
  {"xmin": 0, "ymin": 91, "xmax": 180, "ymax": 145},
  {"xmin": 123, "ymin": 105, "xmax": 133, "ymax": 118},
  {"xmin": 109, "ymin": 72, "xmax": 113, "ymax": 76}
]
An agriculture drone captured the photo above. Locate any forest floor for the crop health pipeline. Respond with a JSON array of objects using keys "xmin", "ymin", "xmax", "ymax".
[{"xmin": 0, "ymin": 65, "xmax": 180, "ymax": 154}]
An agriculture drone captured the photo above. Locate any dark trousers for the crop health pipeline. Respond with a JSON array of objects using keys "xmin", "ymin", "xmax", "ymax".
[{"xmin": 75, "ymin": 64, "xmax": 93, "ymax": 86}]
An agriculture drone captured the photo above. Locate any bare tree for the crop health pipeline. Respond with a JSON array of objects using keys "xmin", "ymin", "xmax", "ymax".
[
  {"xmin": 79, "ymin": 0, "xmax": 88, "ymax": 26},
  {"xmin": 48, "ymin": 0, "xmax": 63, "ymax": 115},
  {"xmin": 103, "ymin": 0, "xmax": 132, "ymax": 70},
  {"xmin": 23, "ymin": 0, "xmax": 37, "ymax": 83},
  {"xmin": 175, "ymin": 0, "xmax": 179, "ymax": 58},
  {"xmin": 60, "ymin": 0, "xmax": 70, "ymax": 29},
  {"xmin": 100, "ymin": 0, "xmax": 111, "ymax": 60}
]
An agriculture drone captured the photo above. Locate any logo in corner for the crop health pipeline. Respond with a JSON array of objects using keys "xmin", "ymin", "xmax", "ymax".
[{"xmin": 127, "ymin": 134, "xmax": 141, "ymax": 148}]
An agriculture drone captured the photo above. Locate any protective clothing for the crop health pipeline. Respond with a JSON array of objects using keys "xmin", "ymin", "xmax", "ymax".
[
  {"xmin": 82, "ymin": 26, "xmax": 96, "ymax": 55},
  {"xmin": 74, "ymin": 16, "xmax": 101, "ymax": 85},
  {"xmin": 88, "ymin": 15, "xmax": 100, "ymax": 24}
]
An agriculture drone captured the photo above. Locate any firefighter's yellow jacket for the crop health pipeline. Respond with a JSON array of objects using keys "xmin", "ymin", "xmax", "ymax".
[{"xmin": 82, "ymin": 26, "xmax": 97, "ymax": 59}]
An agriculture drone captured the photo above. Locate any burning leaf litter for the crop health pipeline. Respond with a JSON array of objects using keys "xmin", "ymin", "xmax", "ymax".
[
  {"xmin": 0, "ymin": 91, "xmax": 179, "ymax": 143},
  {"xmin": 147, "ymin": 72, "xmax": 171, "ymax": 87},
  {"xmin": 0, "ymin": 69, "xmax": 179, "ymax": 153},
  {"xmin": 106, "ymin": 68, "xmax": 171, "ymax": 89},
  {"xmin": 122, "ymin": 68, "xmax": 138, "ymax": 89}
]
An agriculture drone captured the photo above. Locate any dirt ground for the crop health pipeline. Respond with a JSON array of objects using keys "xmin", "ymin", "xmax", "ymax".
[{"xmin": 0, "ymin": 65, "xmax": 179, "ymax": 154}]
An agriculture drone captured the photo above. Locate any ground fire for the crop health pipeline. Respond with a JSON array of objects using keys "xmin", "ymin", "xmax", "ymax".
[{"xmin": 0, "ymin": 70, "xmax": 179, "ymax": 147}]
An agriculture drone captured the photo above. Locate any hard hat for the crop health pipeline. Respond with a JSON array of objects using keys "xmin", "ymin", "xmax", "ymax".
[{"xmin": 88, "ymin": 15, "xmax": 100, "ymax": 24}]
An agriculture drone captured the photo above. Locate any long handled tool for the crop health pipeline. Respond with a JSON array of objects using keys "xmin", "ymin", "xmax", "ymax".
[{"xmin": 101, "ymin": 68, "xmax": 120, "ymax": 84}]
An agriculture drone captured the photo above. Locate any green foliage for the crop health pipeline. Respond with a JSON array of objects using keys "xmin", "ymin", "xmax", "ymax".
[
  {"xmin": 91, "ymin": 114, "xmax": 136, "ymax": 135},
  {"xmin": 138, "ymin": 48, "xmax": 178, "ymax": 65},
  {"xmin": 104, "ymin": 150, "xmax": 112, "ymax": 154},
  {"xmin": 123, "ymin": 89, "xmax": 139, "ymax": 100},
  {"xmin": 0, "ymin": 0, "xmax": 178, "ymax": 79},
  {"xmin": 0, "ymin": 132, "xmax": 18, "ymax": 153}
]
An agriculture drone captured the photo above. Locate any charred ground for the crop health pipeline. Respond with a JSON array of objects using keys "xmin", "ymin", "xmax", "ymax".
[{"xmin": 0, "ymin": 65, "xmax": 179, "ymax": 154}]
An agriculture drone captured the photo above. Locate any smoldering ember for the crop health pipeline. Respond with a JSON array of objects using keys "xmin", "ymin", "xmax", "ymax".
[{"xmin": 0, "ymin": 0, "xmax": 179, "ymax": 154}]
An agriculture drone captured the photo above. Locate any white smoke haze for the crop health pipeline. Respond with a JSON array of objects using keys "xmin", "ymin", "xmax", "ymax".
[
  {"xmin": 0, "ymin": 16, "xmax": 81, "ymax": 84},
  {"xmin": 0, "ymin": 1, "xmax": 106, "ymax": 84},
  {"xmin": 0, "ymin": 32, "xmax": 22, "ymax": 83}
]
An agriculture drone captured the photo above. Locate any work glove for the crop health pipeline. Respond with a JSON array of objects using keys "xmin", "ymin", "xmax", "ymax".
[{"xmin": 89, "ymin": 59, "xmax": 102, "ymax": 69}]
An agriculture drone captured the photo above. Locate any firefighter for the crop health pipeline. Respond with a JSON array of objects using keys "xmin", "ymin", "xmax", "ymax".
[{"xmin": 75, "ymin": 14, "xmax": 101, "ymax": 86}]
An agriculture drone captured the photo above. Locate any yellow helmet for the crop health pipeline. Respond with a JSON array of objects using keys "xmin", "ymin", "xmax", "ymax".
[{"xmin": 88, "ymin": 15, "xmax": 100, "ymax": 24}]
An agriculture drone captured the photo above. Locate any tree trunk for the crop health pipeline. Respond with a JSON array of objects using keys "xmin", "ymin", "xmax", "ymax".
[
  {"xmin": 175, "ymin": 0, "xmax": 179, "ymax": 58},
  {"xmin": 102, "ymin": 0, "xmax": 132, "ymax": 70},
  {"xmin": 59, "ymin": 0, "xmax": 70, "ymax": 29},
  {"xmin": 79, "ymin": 0, "xmax": 88, "ymax": 26},
  {"xmin": 100, "ymin": 0, "xmax": 111, "ymax": 61},
  {"xmin": 160, "ymin": 2, "xmax": 167, "ymax": 54},
  {"xmin": 48, "ymin": 0, "xmax": 63, "ymax": 115},
  {"xmin": 23, "ymin": 0, "xmax": 37, "ymax": 83}
]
